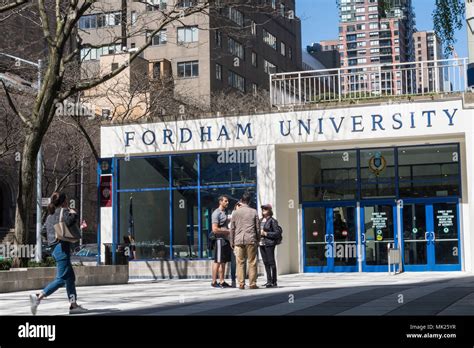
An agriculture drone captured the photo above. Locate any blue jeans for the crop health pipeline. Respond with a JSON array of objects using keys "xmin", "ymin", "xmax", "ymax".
[{"xmin": 43, "ymin": 241, "xmax": 77, "ymax": 303}]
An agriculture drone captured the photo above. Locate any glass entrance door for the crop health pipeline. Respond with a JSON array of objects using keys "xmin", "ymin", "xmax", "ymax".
[
  {"xmin": 403, "ymin": 201, "xmax": 461, "ymax": 271},
  {"xmin": 361, "ymin": 203, "xmax": 397, "ymax": 271},
  {"xmin": 303, "ymin": 205, "xmax": 358, "ymax": 272}
]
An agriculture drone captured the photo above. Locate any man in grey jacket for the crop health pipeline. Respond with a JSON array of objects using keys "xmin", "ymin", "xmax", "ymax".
[{"xmin": 230, "ymin": 192, "xmax": 260, "ymax": 289}]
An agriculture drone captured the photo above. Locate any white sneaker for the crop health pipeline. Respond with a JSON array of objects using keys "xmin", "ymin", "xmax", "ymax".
[
  {"xmin": 69, "ymin": 305, "xmax": 88, "ymax": 315},
  {"xmin": 29, "ymin": 294, "xmax": 40, "ymax": 315}
]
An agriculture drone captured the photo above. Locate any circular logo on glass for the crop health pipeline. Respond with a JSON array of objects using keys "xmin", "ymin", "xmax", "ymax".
[{"xmin": 369, "ymin": 152, "xmax": 387, "ymax": 176}]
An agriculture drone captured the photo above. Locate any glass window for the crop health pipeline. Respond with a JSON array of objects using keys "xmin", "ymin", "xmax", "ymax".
[
  {"xmin": 263, "ymin": 29, "xmax": 277, "ymax": 50},
  {"xmin": 173, "ymin": 189, "xmax": 199, "ymax": 258},
  {"xmin": 177, "ymin": 26, "xmax": 199, "ymax": 44},
  {"xmin": 172, "ymin": 154, "xmax": 198, "ymax": 187},
  {"xmin": 301, "ymin": 151, "xmax": 357, "ymax": 186},
  {"xmin": 200, "ymin": 186, "xmax": 257, "ymax": 258},
  {"xmin": 119, "ymin": 191, "xmax": 170, "ymax": 260},
  {"xmin": 119, "ymin": 157, "xmax": 170, "ymax": 190},
  {"xmin": 177, "ymin": 61, "xmax": 199, "ymax": 78},
  {"xmin": 360, "ymin": 148, "xmax": 396, "ymax": 199},
  {"xmin": 200, "ymin": 151, "xmax": 257, "ymax": 185},
  {"xmin": 300, "ymin": 151, "xmax": 357, "ymax": 202},
  {"xmin": 398, "ymin": 145, "xmax": 460, "ymax": 197},
  {"xmin": 228, "ymin": 37, "xmax": 244, "ymax": 59}
]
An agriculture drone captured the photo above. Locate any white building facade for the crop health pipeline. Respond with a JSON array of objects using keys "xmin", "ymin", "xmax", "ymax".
[{"xmin": 99, "ymin": 98, "xmax": 474, "ymax": 275}]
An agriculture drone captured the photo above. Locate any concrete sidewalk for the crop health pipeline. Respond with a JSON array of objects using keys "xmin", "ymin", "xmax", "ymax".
[{"xmin": 1, "ymin": 272, "xmax": 473, "ymax": 316}]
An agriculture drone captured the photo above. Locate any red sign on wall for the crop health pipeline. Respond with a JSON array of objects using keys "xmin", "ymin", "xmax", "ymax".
[{"xmin": 100, "ymin": 175, "xmax": 112, "ymax": 207}]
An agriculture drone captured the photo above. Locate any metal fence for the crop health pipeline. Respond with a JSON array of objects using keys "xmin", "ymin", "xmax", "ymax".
[{"xmin": 270, "ymin": 58, "xmax": 469, "ymax": 107}]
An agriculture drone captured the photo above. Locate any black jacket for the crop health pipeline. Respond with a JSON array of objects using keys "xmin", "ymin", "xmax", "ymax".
[{"xmin": 260, "ymin": 217, "xmax": 281, "ymax": 247}]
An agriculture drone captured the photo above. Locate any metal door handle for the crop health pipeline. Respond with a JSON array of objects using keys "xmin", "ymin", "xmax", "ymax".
[
  {"xmin": 361, "ymin": 234, "xmax": 366, "ymax": 243},
  {"xmin": 425, "ymin": 232, "xmax": 430, "ymax": 241},
  {"xmin": 431, "ymin": 232, "xmax": 436, "ymax": 242}
]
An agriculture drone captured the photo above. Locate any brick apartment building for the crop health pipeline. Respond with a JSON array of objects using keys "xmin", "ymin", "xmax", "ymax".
[{"xmin": 78, "ymin": 0, "xmax": 302, "ymax": 117}]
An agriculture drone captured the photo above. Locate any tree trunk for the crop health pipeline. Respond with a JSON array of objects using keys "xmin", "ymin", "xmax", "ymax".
[{"xmin": 13, "ymin": 130, "xmax": 41, "ymax": 267}]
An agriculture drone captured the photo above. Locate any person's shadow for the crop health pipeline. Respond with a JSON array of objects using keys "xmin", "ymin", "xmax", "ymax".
[{"xmin": 71, "ymin": 308, "xmax": 122, "ymax": 315}]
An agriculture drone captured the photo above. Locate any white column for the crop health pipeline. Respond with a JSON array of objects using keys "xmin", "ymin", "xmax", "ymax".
[{"xmin": 462, "ymin": 135, "xmax": 474, "ymax": 272}]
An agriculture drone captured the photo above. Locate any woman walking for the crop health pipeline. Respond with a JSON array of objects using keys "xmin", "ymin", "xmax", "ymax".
[
  {"xmin": 29, "ymin": 192, "xmax": 88, "ymax": 315},
  {"xmin": 259, "ymin": 204, "xmax": 282, "ymax": 288}
]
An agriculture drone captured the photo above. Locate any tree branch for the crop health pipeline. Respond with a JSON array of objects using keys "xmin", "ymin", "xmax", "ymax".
[
  {"xmin": 0, "ymin": 0, "xmax": 28, "ymax": 13},
  {"xmin": 0, "ymin": 79, "xmax": 32, "ymax": 127},
  {"xmin": 37, "ymin": 0, "xmax": 54, "ymax": 47}
]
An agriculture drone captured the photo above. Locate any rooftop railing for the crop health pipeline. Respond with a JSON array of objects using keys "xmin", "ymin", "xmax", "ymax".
[{"xmin": 270, "ymin": 58, "xmax": 469, "ymax": 107}]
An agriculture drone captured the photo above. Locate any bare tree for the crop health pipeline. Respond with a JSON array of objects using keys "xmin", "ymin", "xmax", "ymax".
[{"xmin": 0, "ymin": 0, "xmax": 211, "ymax": 265}]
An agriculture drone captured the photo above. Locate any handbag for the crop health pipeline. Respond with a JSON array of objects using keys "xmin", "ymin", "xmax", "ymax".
[{"xmin": 54, "ymin": 208, "xmax": 81, "ymax": 243}]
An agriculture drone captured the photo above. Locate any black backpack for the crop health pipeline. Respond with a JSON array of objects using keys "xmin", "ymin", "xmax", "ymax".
[{"xmin": 273, "ymin": 219, "xmax": 283, "ymax": 245}]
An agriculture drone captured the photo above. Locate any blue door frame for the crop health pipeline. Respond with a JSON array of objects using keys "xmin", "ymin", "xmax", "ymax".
[
  {"xmin": 303, "ymin": 201, "xmax": 359, "ymax": 273},
  {"xmin": 302, "ymin": 198, "xmax": 462, "ymax": 273},
  {"xmin": 360, "ymin": 200, "xmax": 399, "ymax": 272},
  {"xmin": 401, "ymin": 198, "xmax": 461, "ymax": 272}
]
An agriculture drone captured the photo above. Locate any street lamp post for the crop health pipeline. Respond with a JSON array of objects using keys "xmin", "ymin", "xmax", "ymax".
[{"xmin": 0, "ymin": 52, "xmax": 43, "ymax": 262}]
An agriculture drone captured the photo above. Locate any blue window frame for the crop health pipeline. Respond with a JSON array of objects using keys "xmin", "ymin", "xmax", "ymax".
[
  {"xmin": 299, "ymin": 143, "xmax": 462, "ymax": 204},
  {"xmin": 112, "ymin": 150, "xmax": 257, "ymax": 262}
]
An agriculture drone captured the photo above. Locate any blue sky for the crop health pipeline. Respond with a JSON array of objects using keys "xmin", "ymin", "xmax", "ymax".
[{"xmin": 296, "ymin": 0, "xmax": 468, "ymax": 58}]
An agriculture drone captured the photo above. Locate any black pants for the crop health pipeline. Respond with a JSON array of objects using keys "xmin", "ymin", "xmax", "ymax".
[{"xmin": 260, "ymin": 245, "xmax": 277, "ymax": 285}]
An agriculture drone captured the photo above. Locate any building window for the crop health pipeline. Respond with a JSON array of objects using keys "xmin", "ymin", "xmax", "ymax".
[
  {"xmin": 228, "ymin": 7, "xmax": 244, "ymax": 27},
  {"xmin": 280, "ymin": 41, "xmax": 286, "ymax": 56},
  {"xmin": 228, "ymin": 37, "xmax": 244, "ymax": 59},
  {"xmin": 177, "ymin": 26, "xmax": 199, "ymax": 44},
  {"xmin": 80, "ymin": 44, "xmax": 121, "ymax": 61},
  {"xmin": 271, "ymin": 0, "xmax": 276, "ymax": 9},
  {"xmin": 288, "ymin": 46, "xmax": 293, "ymax": 60},
  {"xmin": 215, "ymin": 63, "xmax": 222, "ymax": 80},
  {"xmin": 263, "ymin": 29, "xmax": 277, "ymax": 50},
  {"xmin": 177, "ymin": 0, "xmax": 197, "ymax": 7},
  {"xmin": 111, "ymin": 62, "xmax": 118, "ymax": 71},
  {"xmin": 131, "ymin": 11, "xmax": 137, "ymax": 26},
  {"xmin": 250, "ymin": 20, "xmax": 257, "ymax": 36},
  {"xmin": 263, "ymin": 59, "xmax": 276, "ymax": 74},
  {"xmin": 148, "ymin": 29, "xmax": 167, "ymax": 46},
  {"xmin": 215, "ymin": 30, "xmax": 222, "ymax": 47},
  {"xmin": 252, "ymin": 83, "xmax": 258, "ymax": 95},
  {"xmin": 118, "ymin": 153, "xmax": 257, "ymax": 260},
  {"xmin": 228, "ymin": 70, "xmax": 245, "ymax": 92},
  {"xmin": 147, "ymin": 0, "xmax": 167, "ymax": 11},
  {"xmin": 79, "ymin": 11, "xmax": 121, "ymax": 29},
  {"xmin": 280, "ymin": 3, "xmax": 285, "ymax": 16},
  {"xmin": 251, "ymin": 51, "xmax": 257, "ymax": 67},
  {"xmin": 177, "ymin": 60, "xmax": 199, "ymax": 78},
  {"xmin": 369, "ymin": 22, "xmax": 379, "ymax": 29}
]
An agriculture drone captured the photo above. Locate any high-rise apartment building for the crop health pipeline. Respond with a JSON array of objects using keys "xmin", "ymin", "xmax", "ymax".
[
  {"xmin": 337, "ymin": 0, "xmax": 415, "ymax": 94},
  {"xmin": 307, "ymin": 41, "xmax": 341, "ymax": 68},
  {"xmin": 78, "ymin": 0, "xmax": 302, "ymax": 116},
  {"xmin": 413, "ymin": 31, "xmax": 443, "ymax": 92}
]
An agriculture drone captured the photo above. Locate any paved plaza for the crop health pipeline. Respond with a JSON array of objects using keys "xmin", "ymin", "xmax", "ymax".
[{"xmin": 1, "ymin": 272, "xmax": 474, "ymax": 316}]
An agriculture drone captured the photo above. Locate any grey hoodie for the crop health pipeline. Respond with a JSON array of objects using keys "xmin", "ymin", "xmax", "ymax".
[{"xmin": 43, "ymin": 208, "xmax": 79, "ymax": 246}]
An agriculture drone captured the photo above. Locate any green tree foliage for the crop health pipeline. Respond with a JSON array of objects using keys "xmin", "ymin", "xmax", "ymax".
[{"xmin": 433, "ymin": 0, "xmax": 465, "ymax": 56}]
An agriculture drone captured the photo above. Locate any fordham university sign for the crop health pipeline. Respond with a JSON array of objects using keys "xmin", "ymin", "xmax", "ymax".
[{"xmin": 122, "ymin": 107, "xmax": 459, "ymax": 147}]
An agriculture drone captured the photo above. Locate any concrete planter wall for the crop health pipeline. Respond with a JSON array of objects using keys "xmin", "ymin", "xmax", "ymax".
[
  {"xmin": 0, "ymin": 265, "xmax": 128, "ymax": 293},
  {"xmin": 129, "ymin": 259, "xmax": 265, "ymax": 280}
]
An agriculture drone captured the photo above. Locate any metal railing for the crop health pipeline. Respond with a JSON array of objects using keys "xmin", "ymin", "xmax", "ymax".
[{"xmin": 270, "ymin": 58, "xmax": 469, "ymax": 107}]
